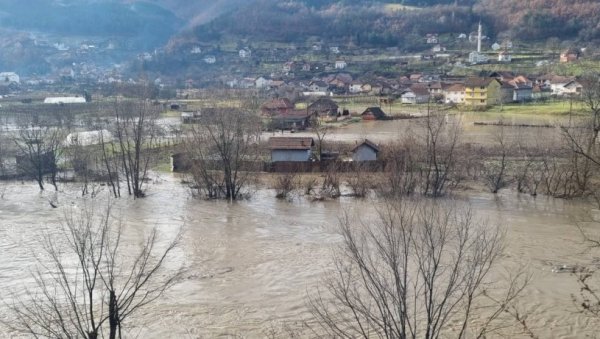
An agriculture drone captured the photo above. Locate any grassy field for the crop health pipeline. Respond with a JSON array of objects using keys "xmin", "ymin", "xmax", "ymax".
[
  {"xmin": 486, "ymin": 100, "xmax": 586, "ymax": 116},
  {"xmin": 324, "ymin": 98, "xmax": 587, "ymax": 118}
]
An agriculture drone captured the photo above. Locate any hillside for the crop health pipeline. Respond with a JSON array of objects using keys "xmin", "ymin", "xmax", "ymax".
[
  {"xmin": 178, "ymin": 0, "xmax": 600, "ymax": 48},
  {"xmin": 0, "ymin": 0, "xmax": 182, "ymax": 48}
]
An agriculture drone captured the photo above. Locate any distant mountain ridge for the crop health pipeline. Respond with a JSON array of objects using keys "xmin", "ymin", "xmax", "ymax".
[{"xmin": 178, "ymin": 0, "xmax": 600, "ymax": 48}]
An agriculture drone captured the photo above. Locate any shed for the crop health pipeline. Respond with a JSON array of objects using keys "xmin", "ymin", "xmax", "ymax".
[
  {"xmin": 268, "ymin": 137, "xmax": 314, "ymax": 162},
  {"xmin": 361, "ymin": 107, "xmax": 387, "ymax": 120},
  {"xmin": 353, "ymin": 139, "xmax": 380, "ymax": 162}
]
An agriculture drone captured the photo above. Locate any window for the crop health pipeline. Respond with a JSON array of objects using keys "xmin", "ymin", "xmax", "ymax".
[
  {"xmin": 480, "ymin": 86, "xmax": 485, "ymax": 90},
  {"xmin": 480, "ymin": 100, "xmax": 485, "ymax": 103}
]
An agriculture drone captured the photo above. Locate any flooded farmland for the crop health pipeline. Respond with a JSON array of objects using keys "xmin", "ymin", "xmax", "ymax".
[
  {"xmin": 281, "ymin": 111, "xmax": 568, "ymax": 147},
  {"xmin": 0, "ymin": 172, "xmax": 599, "ymax": 338}
]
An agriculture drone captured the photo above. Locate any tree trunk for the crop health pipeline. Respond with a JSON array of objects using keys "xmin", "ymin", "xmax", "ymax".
[{"xmin": 109, "ymin": 291, "xmax": 118, "ymax": 339}]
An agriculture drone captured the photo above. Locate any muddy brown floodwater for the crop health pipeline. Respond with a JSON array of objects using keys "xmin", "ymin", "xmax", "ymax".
[
  {"xmin": 279, "ymin": 112, "xmax": 566, "ymax": 146},
  {"xmin": 0, "ymin": 174, "xmax": 599, "ymax": 338}
]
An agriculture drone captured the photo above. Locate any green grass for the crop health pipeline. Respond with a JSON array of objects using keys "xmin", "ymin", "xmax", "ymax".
[
  {"xmin": 485, "ymin": 100, "xmax": 587, "ymax": 116},
  {"xmin": 549, "ymin": 60, "xmax": 600, "ymax": 76}
]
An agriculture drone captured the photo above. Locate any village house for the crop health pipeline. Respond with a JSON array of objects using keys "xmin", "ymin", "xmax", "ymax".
[
  {"xmin": 427, "ymin": 82, "xmax": 443, "ymax": 96},
  {"xmin": 361, "ymin": 107, "xmax": 388, "ymax": 120},
  {"xmin": 432, "ymin": 44, "xmax": 446, "ymax": 53},
  {"xmin": 512, "ymin": 82, "xmax": 533, "ymax": 102},
  {"xmin": 268, "ymin": 110, "xmax": 313, "ymax": 131},
  {"xmin": 239, "ymin": 48, "xmax": 252, "ymax": 59},
  {"xmin": 255, "ymin": 76, "xmax": 270, "ymax": 89},
  {"xmin": 562, "ymin": 80, "xmax": 583, "ymax": 96},
  {"xmin": 308, "ymin": 80, "xmax": 329, "ymax": 92},
  {"xmin": 308, "ymin": 97, "xmax": 339, "ymax": 120},
  {"xmin": 260, "ymin": 98, "xmax": 294, "ymax": 116},
  {"xmin": 401, "ymin": 86, "xmax": 430, "ymax": 104},
  {"xmin": 268, "ymin": 137, "xmax": 314, "ymax": 162},
  {"xmin": 352, "ymin": 139, "xmax": 380, "ymax": 162},
  {"xmin": 469, "ymin": 51, "xmax": 488, "ymax": 64},
  {"xmin": 425, "ymin": 34, "xmax": 439, "ymax": 44},
  {"xmin": 334, "ymin": 59, "xmax": 347, "ymax": 69},
  {"xmin": 349, "ymin": 81, "xmax": 363, "ymax": 94},
  {"xmin": 543, "ymin": 75, "xmax": 577, "ymax": 96},
  {"xmin": 444, "ymin": 83, "xmax": 466, "ymax": 104},
  {"xmin": 498, "ymin": 51, "xmax": 512, "ymax": 62},
  {"xmin": 560, "ymin": 48, "xmax": 580, "ymax": 63},
  {"xmin": 329, "ymin": 46, "xmax": 340, "ymax": 54},
  {"xmin": 204, "ymin": 55, "xmax": 216, "ymax": 64},
  {"xmin": 464, "ymin": 77, "xmax": 502, "ymax": 107}
]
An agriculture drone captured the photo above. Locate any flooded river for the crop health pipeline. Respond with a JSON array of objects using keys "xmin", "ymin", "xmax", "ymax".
[{"xmin": 1, "ymin": 174, "xmax": 599, "ymax": 338}]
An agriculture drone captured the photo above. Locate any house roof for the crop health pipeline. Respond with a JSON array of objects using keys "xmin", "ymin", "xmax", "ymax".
[
  {"xmin": 465, "ymin": 77, "xmax": 497, "ymax": 87},
  {"xmin": 268, "ymin": 137, "xmax": 314, "ymax": 150},
  {"xmin": 489, "ymin": 71, "xmax": 515, "ymax": 80},
  {"xmin": 409, "ymin": 85, "xmax": 431, "ymax": 96},
  {"xmin": 308, "ymin": 97, "xmax": 339, "ymax": 111},
  {"xmin": 445, "ymin": 83, "xmax": 465, "ymax": 92},
  {"xmin": 564, "ymin": 80, "xmax": 582, "ymax": 88},
  {"xmin": 261, "ymin": 98, "xmax": 294, "ymax": 110},
  {"xmin": 353, "ymin": 139, "xmax": 380, "ymax": 153},
  {"xmin": 428, "ymin": 82, "xmax": 443, "ymax": 89},
  {"xmin": 361, "ymin": 107, "xmax": 387, "ymax": 118},
  {"xmin": 310, "ymin": 80, "xmax": 328, "ymax": 88}
]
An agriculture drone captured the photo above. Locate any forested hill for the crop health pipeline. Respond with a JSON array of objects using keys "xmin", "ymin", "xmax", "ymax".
[
  {"xmin": 0, "ymin": 0, "xmax": 181, "ymax": 48},
  {"xmin": 176, "ymin": 0, "xmax": 600, "ymax": 49}
]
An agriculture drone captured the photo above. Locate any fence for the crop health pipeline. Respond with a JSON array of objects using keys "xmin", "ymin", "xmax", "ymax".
[{"xmin": 170, "ymin": 153, "xmax": 385, "ymax": 173}]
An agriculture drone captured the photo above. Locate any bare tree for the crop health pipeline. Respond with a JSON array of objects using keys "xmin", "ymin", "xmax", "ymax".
[
  {"xmin": 379, "ymin": 139, "xmax": 420, "ymax": 198},
  {"xmin": 483, "ymin": 123, "xmax": 511, "ymax": 193},
  {"xmin": 310, "ymin": 198, "xmax": 530, "ymax": 339},
  {"xmin": 346, "ymin": 163, "xmax": 372, "ymax": 198},
  {"xmin": 561, "ymin": 74, "xmax": 600, "ymax": 170},
  {"xmin": 274, "ymin": 172, "xmax": 299, "ymax": 199},
  {"xmin": 13, "ymin": 116, "xmax": 65, "ymax": 191},
  {"xmin": 310, "ymin": 115, "xmax": 329, "ymax": 161},
  {"xmin": 3, "ymin": 200, "xmax": 183, "ymax": 339},
  {"xmin": 184, "ymin": 108, "xmax": 261, "ymax": 200},
  {"xmin": 420, "ymin": 109, "xmax": 462, "ymax": 197},
  {"xmin": 112, "ymin": 100, "xmax": 161, "ymax": 198}
]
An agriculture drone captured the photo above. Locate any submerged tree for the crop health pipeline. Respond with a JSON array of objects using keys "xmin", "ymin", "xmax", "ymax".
[
  {"xmin": 420, "ymin": 109, "xmax": 462, "ymax": 197},
  {"xmin": 184, "ymin": 108, "xmax": 261, "ymax": 200},
  {"xmin": 12, "ymin": 115, "xmax": 65, "ymax": 191},
  {"xmin": 112, "ymin": 99, "xmax": 161, "ymax": 199},
  {"xmin": 310, "ymin": 198, "xmax": 530, "ymax": 338},
  {"xmin": 4, "ymin": 200, "xmax": 183, "ymax": 339}
]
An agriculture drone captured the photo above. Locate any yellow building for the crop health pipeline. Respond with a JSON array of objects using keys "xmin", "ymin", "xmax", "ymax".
[{"xmin": 464, "ymin": 77, "xmax": 502, "ymax": 108}]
